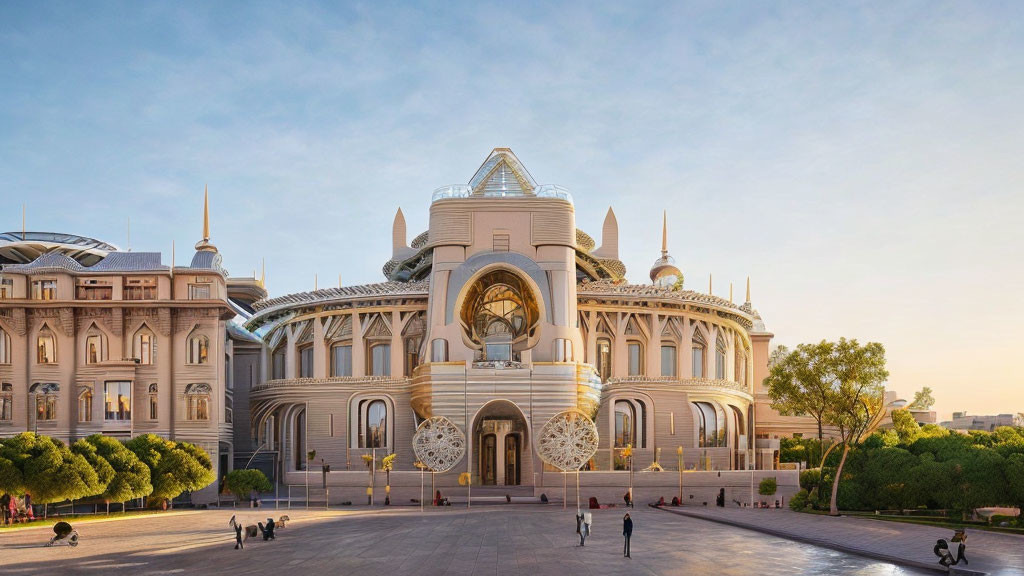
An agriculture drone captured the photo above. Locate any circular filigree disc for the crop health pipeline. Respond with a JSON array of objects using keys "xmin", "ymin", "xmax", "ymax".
[
  {"xmin": 536, "ymin": 409, "xmax": 599, "ymax": 472},
  {"xmin": 412, "ymin": 416, "xmax": 466, "ymax": 473}
]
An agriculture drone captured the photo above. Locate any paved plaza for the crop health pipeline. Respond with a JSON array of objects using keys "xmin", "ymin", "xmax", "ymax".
[{"xmin": 0, "ymin": 505, "xmax": 935, "ymax": 576}]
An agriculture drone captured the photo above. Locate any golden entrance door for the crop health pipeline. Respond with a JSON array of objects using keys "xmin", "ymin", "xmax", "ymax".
[
  {"xmin": 482, "ymin": 434, "xmax": 497, "ymax": 485},
  {"xmin": 504, "ymin": 434, "xmax": 520, "ymax": 485}
]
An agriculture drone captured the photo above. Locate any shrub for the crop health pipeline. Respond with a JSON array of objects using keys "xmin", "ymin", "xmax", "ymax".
[
  {"xmin": 758, "ymin": 477, "xmax": 778, "ymax": 497},
  {"xmin": 225, "ymin": 469, "xmax": 272, "ymax": 499},
  {"xmin": 799, "ymin": 468, "xmax": 821, "ymax": 492},
  {"xmin": 125, "ymin": 434, "xmax": 215, "ymax": 501},
  {"xmin": 789, "ymin": 489, "xmax": 810, "ymax": 511},
  {"xmin": 84, "ymin": 435, "xmax": 152, "ymax": 503}
]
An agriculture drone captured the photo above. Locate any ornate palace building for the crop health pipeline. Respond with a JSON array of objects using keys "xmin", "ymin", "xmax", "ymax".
[{"xmin": 1, "ymin": 149, "xmax": 806, "ymax": 503}]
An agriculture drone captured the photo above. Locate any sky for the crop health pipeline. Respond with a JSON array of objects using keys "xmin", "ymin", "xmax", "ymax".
[{"xmin": 1, "ymin": 2, "xmax": 1022, "ymax": 420}]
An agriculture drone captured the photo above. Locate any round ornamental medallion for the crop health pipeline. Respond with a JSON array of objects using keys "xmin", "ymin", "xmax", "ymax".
[
  {"xmin": 536, "ymin": 409, "xmax": 599, "ymax": 472},
  {"xmin": 412, "ymin": 416, "xmax": 466, "ymax": 473}
]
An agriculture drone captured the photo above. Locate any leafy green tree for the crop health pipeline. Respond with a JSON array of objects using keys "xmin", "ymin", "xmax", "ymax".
[
  {"xmin": 907, "ymin": 387, "xmax": 935, "ymax": 410},
  {"xmin": 125, "ymin": 434, "xmax": 215, "ymax": 503},
  {"xmin": 224, "ymin": 469, "xmax": 272, "ymax": 501},
  {"xmin": 766, "ymin": 345, "xmax": 832, "ymax": 450},
  {"xmin": 71, "ymin": 439, "xmax": 115, "ymax": 491},
  {"xmin": 819, "ymin": 339, "xmax": 889, "ymax": 516},
  {"xmin": 84, "ymin": 435, "xmax": 152, "ymax": 508},
  {"xmin": 758, "ymin": 477, "xmax": 778, "ymax": 497},
  {"xmin": 1005, "ymin": 454, "xmax": 1024, "ymax": 526},
  {"xmin": 0, "ymin": 439, "xmax": 24, "ymax": 497},
  {"xmin": 1, "ymin": 433, "xmax": 104, "ymax": 505},
  {"xmin": 890, "ymin": 409, "xmax": 921, "ymax": 445}
]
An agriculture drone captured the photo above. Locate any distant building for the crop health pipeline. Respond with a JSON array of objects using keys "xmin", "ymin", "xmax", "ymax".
[{"xmin": 941, "ymin": 412, "xmax": 1023, "ymax": 432}]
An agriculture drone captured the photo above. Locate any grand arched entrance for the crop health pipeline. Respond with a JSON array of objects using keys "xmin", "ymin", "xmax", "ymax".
[{"xmin": 472, "ymin": 400, "xmax": 530, "ymax": 486}]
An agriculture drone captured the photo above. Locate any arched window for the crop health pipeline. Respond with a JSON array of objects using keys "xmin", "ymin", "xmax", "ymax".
[
  {"xmin": 148, "ymin": 383, "xmax": 158, "ymax": 420},
  {"xmin": 460, "ymin": 269, "xmax": 540, "ymax": 362},
  {"xmin": 187, "ymin": 334, "xmax": 210, "ymax": 365},
  {"xmin": 661, "ymin": 344, "xmax": 677, "ymax": 377},
  {"xmin": 368, "ymin": 343, "xmax": 390, "ymax": 377},
  {"xmin": 185, "ymin": 383, "xmax": 211, "ymax": 421},
  {"xmin": 78, "ymin": 387, "xmax": 93, "ymax": 422},
  {"xmin": 716, "ymin": 333, "xmax": 727, "ymax": 379},
  {"xmin": 596, "ymin": 338, "xmax": 612, "ymax": 382},
  {"xmin": 31, "ymin": 382, "xmax": 59, "ymax": 421},
  {"xmin": 691, "ymin": 330, "xmax": 706, "ymax": 378},
  {"xmin": 37, "ymin": 330, "xmax": 56, "ymax": 364},
  {"xmin": 365, "ymin": 400, "xmax": 387, "ymax": 448},
  {"xmin": 134, "ymin": 329, "xmax": 155, "ymax": 365},
  {"xmin": 735, "ymin": 346, "xmax": 747, "ymax": 387},
  {"xmin": 85, "ymin": 333, "xmax": 104, "ymax": 364},
  {"xmin": 0, "ymin": 328, "xmax": 11, "ymax": 364},
  {"xmin": 692, "ymin": 401, "xmax": 718, "ymax": 448},
  {"xmin": 627, "ymin": 342, "xmax": 643, "ymax": 376},
  {"xmin": 331, "ymin": 342, "xmax": 352, "ymax": 377},
  {"xmin": 614, "ymin": 400, "xmax": 635, "ymax": 448},
  {"xmin": 294, "ymin": 408, "xmax": 306, "ymax": 470}
]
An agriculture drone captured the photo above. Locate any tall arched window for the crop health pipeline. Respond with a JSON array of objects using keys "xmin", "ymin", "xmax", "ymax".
[
  {"xmin": 187, "ymin": 334, "xmax": 210, "ymax": 365},
  {"xmin": 85, "ymin": 334, "xmax": 104, "ymax": 364},
  {"xmin": 298, "ymin": 345, "xmax": 313, "ymax": 377},
  {"xmin": 294, "ymin": 408, "xmax": 306, "ymax": 470},
  {"xmin": 365, "ymin": 400, "xmax": 387, "ymax": 448},
  {"xmin": 185, "ymin": 383, "xmax": 211, "ymax": 421},
  {"xmin": 692, "ymin": 401, "xmax": 721, "ymax": 448},
  {"xmin": 596, "ymin": 338, "xmax": 612, "ymax": 382},
  {"xmin": 78, "ymin": 387, "xmax": 93, "ymax": 422},
  {"xmin": 148, "ymin": 383, "xmax": 159, "ymax": 420},
  {"xmin": 37, "ymin": 330, "xmax": 56, "ymax": 364},
  {"xmin": 716, "ymin": 333, "xmax": 727, "ymax": 379},
  {"xmin": 691, "ymin": 330, "xmax": 706, "ymax": 378},
  {"xmin": 627, "ymin": 342, "xmax": 643, "ymax": 376},
  {"xmin": 0, "ymin": 328, "xmax": 11, "ymax": 364},
  {"xmin": 460, "ymin": 270, "xmax": 540, "ymax": 362},
  {"xmin": 0, "ymin": 383, "xmax": 12, "ymax": 422},
  {"xmin": 134, "ymin": 329, "xmax": 155, "ymax": 365},
  {"xmin": 272, "ymin": 346, "xmax": 286, "ymax": 380},
  {"xmin": 614, "ymin": 400, "xmax": 635, "ymax": 448}
]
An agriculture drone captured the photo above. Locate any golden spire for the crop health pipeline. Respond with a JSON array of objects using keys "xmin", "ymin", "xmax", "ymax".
[
  {"xmin": 661, "ymin": 210, "xmax": 668, "ymax": 256},
  {"xmin": 260, "ymin": 258, "xmax": 266, "ymax": 288},
  {"xmin": 708, "ymin": 274, "xmax": 712, "ymax": 295},
  {"xmin": 729, "ymin": 282, "xmax": 734, "ymax": 303},
  {"xmin": 202, "ymin": 184, "xmax": 210, "ymax": 242},
  {"xmin": 746, "ymin": 276, "xmax": 751, "ymax": 303}
]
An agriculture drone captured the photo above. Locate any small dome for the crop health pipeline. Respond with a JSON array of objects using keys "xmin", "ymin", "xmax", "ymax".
[{"xmin": 650, "ymin": 254, "xmax": 683, "ymax": 288}]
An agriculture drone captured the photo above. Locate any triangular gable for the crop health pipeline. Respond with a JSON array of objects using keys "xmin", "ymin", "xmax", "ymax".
[{"xmin": 470, "ymin": 149, "xmax": 536, "ymax": 196}]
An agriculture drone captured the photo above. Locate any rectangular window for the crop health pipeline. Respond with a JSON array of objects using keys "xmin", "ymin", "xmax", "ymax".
[
  {"xmin": 75, "ymin": 279, "xmax": 112, "ymax": 300},
  {"xmin": 492, "ymin": 232, "xmax": 510, "ymax": 252},
  {"xmin": 137, "ymin": 334, "xmax": 152, "ymax": 365},
  {"xmin": 0, "ymin": 278, "xmax": 12, "ymax": 299},
  {"xmin": 123, "ymin": 277, "xmax": 157, "ymax": 300},
  {"xmin": 331, "ymin": 344, "xmax": 352, "ymax": 377},
  {"xmin": 188, "ymin": 284, "xmax": 211, "ymax": 299},
  {"xmin": 104, "ymin": 381, "xmax": 132, "ymax": 421},
  {"xmin": 299, "ymin": 346, "xmax": 314, "ymax": 378},
  {"xmin": 86, "ymin": 335, "xmax": 102, "ymax": 364},
  {"xmin": 36, "ymin": 394, "xmax": 57, "ymax": 421},
  {"xmin": 79, "ymin": 390, "xmax": 93, "ymax": 422},
  {"xmin": 149, "ymin": 393, "xmax": 158, "ymax": 420},
  {"xmin": 37, "ymin": 336, "xmax": 56, "ymax": 364},
  {"xmin": 188, "ymin": 395, "xmax": 210, "ymax": 421},
  {"xmin": 485, "ymin": 343, "xmax": 511, "ymax": 363},
  {"xmin": 661, "ymin": 345, "xmax": 677, "ymax": 377},
  {"xmin": 32, "ymin": 280, "xmax": 57, "ymax": 300},
  {"xmin": 0, "ymin": 330, "xmax": 10, "ymax": 364},
  {"xmin": 430, "ymin": 339, "xmax": 448, "ymax": 363},
  {"xmin": 692, "ymin": 346, "xmax": 704, "ymax": 378},
  {"xmin": 370, "ymin": 344, "xmax": 391, "ymax": 376},
  {"xmin": 1, "ymin": 384, "xmax": 12, "ymax": 421},
  {"xmin": 272, "ymin": 350, "xmax": 286, "ymax": 380},
  {"xmin": 627, "ymin": 342, "xmax": 642, "ymax": 376},
  {"xmin": 597, "ymin": 339, "xmax": 611, "ymax": 382}
]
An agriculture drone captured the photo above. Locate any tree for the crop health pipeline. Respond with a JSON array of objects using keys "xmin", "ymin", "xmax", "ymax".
[
  {"xmin": 890, "ymin": 409, "xmax": 921, "ymax": 445},
  {"xmin": 125, "ymin": 434, "xmax": 215, "ymax": 503},
  {"xmin": 1006, "ymin": 454, "xmax": 1024, "ymax": 526},
  {"xmin": 0, "ymin": 433, "xmax": 104, "ymax": 508},
  {"xmin": 766, "ymin": 344, "xmax": 834, "ymax": 464},
  {"xmin": 84, "ymin": 435, "xmax": 152, "ymax": 510},
  {"xmin": 821, "ymin": 339, "xmax": 889, "ymax": 515},
  {"xmin": 0, "ymin": 439, "xmax": 24, "ymax": 498},
  {"xmin": 71, "ymin": 439, "xmax": 115, "ymax": 496},
  {"xmin": 908, "ymin": 387, "xmax": 935, "ymax": 411},
  {"xmin": 224, "ymin": 469, "xmax": 272, "ymax": 501}
]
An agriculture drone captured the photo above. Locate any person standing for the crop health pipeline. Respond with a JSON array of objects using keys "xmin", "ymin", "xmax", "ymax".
[
  {"xmin": 622, "ymin": 513, "xmax": 633, "ymax": 558},
  {"xmin": 580, "ymin": 512, "xmax": 592, "ymax": 546}
]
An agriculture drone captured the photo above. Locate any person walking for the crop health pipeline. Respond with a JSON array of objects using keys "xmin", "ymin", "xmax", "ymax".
[
  {"xmin": 622, "ymin": 513, "xmax": 633, "ymax": 558},
  {"xmin": 580, "ymin": 512, "xmax": 592, "ymax": 546},
  {"xmin": 229, "ymin": 515, "xmax": 244, "ymax": 550}
]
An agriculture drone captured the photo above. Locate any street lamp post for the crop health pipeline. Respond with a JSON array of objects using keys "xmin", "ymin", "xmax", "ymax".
[{"xmin": 677, "ymin": 446, "xmax": 683, "ymax": 504}]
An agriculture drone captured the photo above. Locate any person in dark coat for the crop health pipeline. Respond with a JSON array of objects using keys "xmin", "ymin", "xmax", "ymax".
[
  {"xmin": 234, "ymin": 522, "xmax": 244, "ymax": 549},
  {"xmin": 622, "ymin": 513, "xmax": 633, "ymax": 558}
]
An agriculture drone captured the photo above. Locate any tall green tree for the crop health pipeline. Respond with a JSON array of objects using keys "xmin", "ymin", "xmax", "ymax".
[
  {"xmin": 1006, "ymin": 454, "xmax": 1024, "ymax": 526},
  {"xmin": 1, "ymin": 433, "xmax": 104, "ymax": 505},
  {"xmin": 765, "ymin": 344, "xmax": 833, "ymax": 452},
  {"xmin": 821, "ymin": 339, "xmax": 889, "ymax": 515},
  {"xmin": 907, "ymin": 387, "xmax": 936, "ymax": 410},
  {"xmin": 890, "ymin": 409, "xmax": 921, "ymax": 445},
  {"xmin": 125, "ymin": 434, "xmax": 215, "ymax": 503},
  {"xmin": 84, "ymin": 434, "xmax": 152, "ymax": 508}
]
